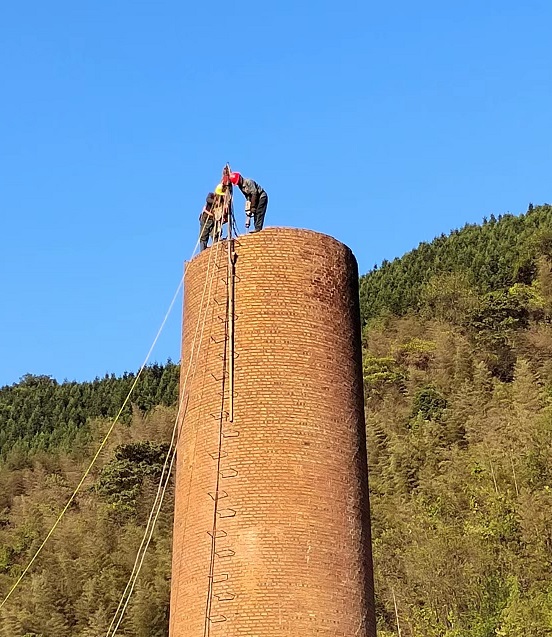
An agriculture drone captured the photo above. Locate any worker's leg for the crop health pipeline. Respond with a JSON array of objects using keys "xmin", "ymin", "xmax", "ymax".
[
  {"xmin": 254, "ymin": 192, "xmax": 268, "ymax": 231},
  {"xmin": 199, "ymin": 214, "xmax": 214, "ymax": 251},
  {"xmin": 212, "ymin": 218, "xmax": 222, "ymax": 243}
]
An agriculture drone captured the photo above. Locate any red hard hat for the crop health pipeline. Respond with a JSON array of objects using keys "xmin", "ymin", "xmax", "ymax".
[{"xmin": 229, "ymin": 172, "xmax": 241, "ymax": 185}]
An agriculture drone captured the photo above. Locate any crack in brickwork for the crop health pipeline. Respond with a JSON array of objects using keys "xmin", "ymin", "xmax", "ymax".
[{"xmin": 170, "ymin": 228, "xmax": 376, "ymax": 637}]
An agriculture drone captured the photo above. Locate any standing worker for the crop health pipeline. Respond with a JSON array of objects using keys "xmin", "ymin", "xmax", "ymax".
[
  {"xmin": 199, "ymin": 185, "xmax": 227, "ymax": 251},
  {"xmin": 225, "ymin": 172, "xmax": 268, "ymax": 232}
]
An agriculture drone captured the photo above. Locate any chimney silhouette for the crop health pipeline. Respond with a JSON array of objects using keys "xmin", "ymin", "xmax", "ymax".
[{"xmin": 170, "ymin": 228, "xmax": 376, "ymax": 637}]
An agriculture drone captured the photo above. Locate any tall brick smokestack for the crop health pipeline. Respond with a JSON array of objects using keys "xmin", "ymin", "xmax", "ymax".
[{"xmin": 170, "ymin": 228, "xmax": 376, "ymax": 637}]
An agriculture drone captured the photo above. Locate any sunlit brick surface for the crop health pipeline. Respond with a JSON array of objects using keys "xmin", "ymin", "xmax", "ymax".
[{"xmin": 169, "ymin": 228, "xmax": 376, "ymax": 637}]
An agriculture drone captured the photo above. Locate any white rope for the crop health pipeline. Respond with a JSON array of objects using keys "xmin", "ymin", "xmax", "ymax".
[
  {"xmin": 106, "ymin": 240, "xmax": 224, "ymax": 635},
  {"xmin": 0, "ymin": 220, "xmax": 208, "ymax": 611}
]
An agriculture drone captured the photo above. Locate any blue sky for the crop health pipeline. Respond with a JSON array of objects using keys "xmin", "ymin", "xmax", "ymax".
[{"xmin": 1, "ymin": 0, "xmax": 551, "ymax": 386}]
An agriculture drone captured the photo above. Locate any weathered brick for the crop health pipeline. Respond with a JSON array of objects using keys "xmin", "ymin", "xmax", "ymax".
[{"xmin": 170, "ymin": 228, "xmax": 376, "ymax": 637}]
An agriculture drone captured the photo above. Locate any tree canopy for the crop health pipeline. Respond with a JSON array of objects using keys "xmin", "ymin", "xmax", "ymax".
[
  {"xmin": 0, "ymin": 362, "xmax": 179, "ymax": 463},
  {"xmin": 2, "ymin": 205, "xmax": 552, "ymax": 636},
  {"xmin": 360, "ymin": 203, "xmax": 552, "ymax": 323}
]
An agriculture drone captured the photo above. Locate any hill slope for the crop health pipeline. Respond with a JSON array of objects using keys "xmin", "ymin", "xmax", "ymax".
[
  {"xmin": 360, "ymin": 203, "xmax": 552, "ymax": 323},
  {"xmin": 0, "ymin": 362, "xmax": 179, "ymax": 461},
  {"xmin": 2, "ymin": 207, "xmax": 552, "ymax": 636}
]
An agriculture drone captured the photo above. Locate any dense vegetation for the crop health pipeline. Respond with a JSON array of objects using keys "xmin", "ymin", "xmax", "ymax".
[
  {"xmin": 0, "ymin": 363, "xmax": 179, "ymax": 462},
  {"xmin": 366, "ymin": 320, "xmax": 552, "ymax": 636},
  {"xmin": 360, "ymin": 203, "xmax": 552, "ymax": 323},
  {"xmin": 1, "ymin": 204, "xmax": 552, "ymax": 635},
  {"xmin": 0, "ymin": 409, "xmax": 175, "ymax": 636}
]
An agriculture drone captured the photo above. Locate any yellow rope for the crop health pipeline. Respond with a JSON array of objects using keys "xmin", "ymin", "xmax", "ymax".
[
  {"xmin": 167, "ymin": 240, "xmax": 225, "ymax": 614},
  {"xmin": 106, "ymin": 240, "xmax": 223, "ymax": 635},
  {"xmin": 106, "ymin": 184, "xmax": 236, "ymax": 632},
  {"xmin": 0, "ymin": 226, "xmax": 209, "ymax": 611}
]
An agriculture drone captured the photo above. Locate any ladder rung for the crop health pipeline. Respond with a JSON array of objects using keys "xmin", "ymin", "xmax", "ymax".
[
  {"xmin": 214, "ymin": 593, "xmax": 235, "ymax": 603},
  {"xmin": 209, "ymin": 450, "xmax": 228, "ymax": 460},
  {"xmin": 210, "ymin": 411, "xmax": 229, "ymax": 420},
  {"xmin": 208, "ymin": 490, "xmax": 228, "ymax": 501},
  {"xmin": 217, "ymin": 508, "xmax": 236, "ymax": 518}
]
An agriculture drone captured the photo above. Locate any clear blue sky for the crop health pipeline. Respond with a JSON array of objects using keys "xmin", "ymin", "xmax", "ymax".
[{"xmin": 1, "ymin": 0, "xmax": 550, "ymax": 386}]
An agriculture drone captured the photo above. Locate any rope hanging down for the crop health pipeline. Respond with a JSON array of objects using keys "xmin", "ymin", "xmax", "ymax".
[
  {"xmin": 0, "ymin": 227, "xmax": 210, "ymax": 611},
  {"xmin": 202, "ymin": 221, "xmax": 237, "ymax": 637},
  {"xmin": 104, "ymin": 176, "xmax": 236, "ymax": 634},
  {"xmin": 203, "ymin": 262, "xmax": 230, "ymax": 637},
  {"xmin": 106, "ymin": 234, "xmax": 225, "ymax": 636}
]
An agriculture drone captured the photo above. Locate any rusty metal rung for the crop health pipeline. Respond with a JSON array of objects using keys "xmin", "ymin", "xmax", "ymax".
[
  {"xmin": 217, "ymin": 508, "xmax": 236, "ymax": 518},
  {"xmin": 208, "ymin": 615, "xmax": 227, "ymax": 623},
  {"xmin": 208, "ymin": 490, "xmax": 228, "ymax": 501},
  {"xmin": 209, "ymin": 335, "xmax": 226, "ymax": 344},
  {"xmin": 223, "ymin": 429, "xmax": 239, "ymax": 438},
  {"xmin": 209, "ymin": 450, "xmax": 228, "ymax": 460},
  {"xmin": 220, "ymin": 468, "xmax": 238, "ymax": 479},
  {"xmin": 210, "ymin": 411, "xmax": 229, "ymax": 420},
  {"xmin": 215, "ymin": 548, "xmax": 235, "ymax": 559},
  {"xmin": 217, "ymin": 388, "xmax": 239, "ymax": 398},
  {"xmin": 210, "ymin": 573, "xmax": 229, "ymax": 583},
  {"xmin": 214, "ymin": 592, "xmax": 236, "ymax": 602},
  {"xmin": 220, "ymin": 273, "xmax": 242, "ymax": 284},
  {"xmin": 207, "ymin": 529, "xmax": 227, "ymax": 539}
]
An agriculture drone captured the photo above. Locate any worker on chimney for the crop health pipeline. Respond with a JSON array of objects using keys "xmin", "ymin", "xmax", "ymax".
[
  {"xmin": 199, "ymin": 185, "xmax": 227, "ymax": 251},
  {"xmin": 224, "ymin": 172, "xmax": 268, "ymax": 232}
]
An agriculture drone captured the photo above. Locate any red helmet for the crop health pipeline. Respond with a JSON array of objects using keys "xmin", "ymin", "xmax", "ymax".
[{"xmin": 229, "ymin": 172, "xmax": 241, "ymax": 185}]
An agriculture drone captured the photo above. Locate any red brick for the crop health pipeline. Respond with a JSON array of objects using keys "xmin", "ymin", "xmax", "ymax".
[{"xmin": 170, "ymin": 228, "xmax": 376, "ymax": 637}]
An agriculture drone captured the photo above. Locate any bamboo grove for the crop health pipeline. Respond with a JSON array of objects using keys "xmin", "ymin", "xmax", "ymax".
[{"xmin": 1, "ymin": 204, "xmax": 552, "ymax": 636}]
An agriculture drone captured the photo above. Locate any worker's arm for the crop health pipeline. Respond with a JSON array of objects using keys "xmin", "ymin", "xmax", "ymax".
[{"xmin": 240, "ymin": 179, "xmax": 259, "ymax": 209}]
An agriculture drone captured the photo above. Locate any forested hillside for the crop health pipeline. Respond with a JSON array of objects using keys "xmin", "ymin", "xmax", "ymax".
[
  {"xmin": 360, "ymin": 203, "xmax": 552, "ymax": 323},
  {"xmin": 0, "ymin": 363, "xmax": 179, "ymax": 462},
  {"xmin": 2, "ymin": 205, "xmax": 552, "ymax": 636}
]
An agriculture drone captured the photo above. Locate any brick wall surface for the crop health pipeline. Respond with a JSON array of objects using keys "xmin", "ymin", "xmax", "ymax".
[{"xmin": 169, "ymin": 228, "xmax": 376, "ymax": 637}]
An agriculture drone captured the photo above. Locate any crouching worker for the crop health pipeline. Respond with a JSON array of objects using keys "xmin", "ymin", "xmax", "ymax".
[
  {"xmin": 225, "ymin": 172, "xmax": 268, "ymax": 232},
  {"xmin": 199, "ymin": 185, "xmax": 228, "ymax": 251}
]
